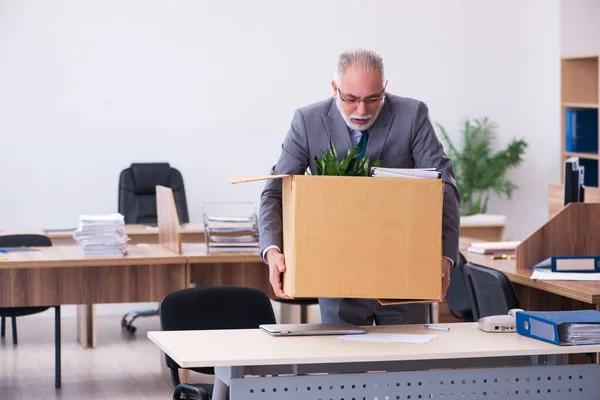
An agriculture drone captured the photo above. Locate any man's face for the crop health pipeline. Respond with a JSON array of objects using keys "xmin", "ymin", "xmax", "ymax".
[{"xmin": 332, "ymin": 66, "xmax": 386, "ymax": 131}]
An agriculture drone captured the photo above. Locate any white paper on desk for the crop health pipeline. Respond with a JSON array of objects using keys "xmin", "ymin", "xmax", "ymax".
[
  {"xmin": 531, "ymin": 270, "xmax": 600, "ymax": 281},
  {"xmin": 337, "ymin": 333, "xmax": 438, "ymax": 344}
]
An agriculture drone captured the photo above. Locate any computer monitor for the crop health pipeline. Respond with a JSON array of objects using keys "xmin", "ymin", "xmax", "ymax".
[{"xmin": 564, "ymin": 157, "xmax": 585, "ymax": 206}]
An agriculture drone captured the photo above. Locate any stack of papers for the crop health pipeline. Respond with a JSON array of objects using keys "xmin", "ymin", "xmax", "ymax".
[
  {"xmin": 204, "ymin": 216, "xmax": 259, "ymax": 248},
  {"xmin": 460, "ymin": 214, "xmax": 507, "ymax": 225},
  {"xmin": 73, "ymin": 214, "xmax": 129, "ymax": 257},
  {"xmin": 530, "ymin": 270, "xmax": 600, "ymax": 281},
  {"xmin": 559, "ymin": 323, "xmax": 600, "ymax": 345},
  {"xmin": 466, "ymin": 241, "xmax": 520, "ymax": 255},
  {"xmin": 371, "ymin": 167, "xmax": 441, "ymax": 179}
]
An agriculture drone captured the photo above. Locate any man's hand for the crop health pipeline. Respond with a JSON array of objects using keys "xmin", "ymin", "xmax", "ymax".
[
  {"xmin": 442, "ymin": 257, "xmax": 452, "ymax": 300},
  {"xmin": 266, "ymin": 248, "xmax": 292, "ymax": 299}
]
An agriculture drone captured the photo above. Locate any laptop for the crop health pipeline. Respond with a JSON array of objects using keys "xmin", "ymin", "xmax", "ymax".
[{"xmin": 259, "ymin": 323, "xmax": 366, "ymax": 337}]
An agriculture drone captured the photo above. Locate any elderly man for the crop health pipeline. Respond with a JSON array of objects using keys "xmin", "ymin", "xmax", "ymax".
[{"xmin": 259, "ymin": 48, "xmax": 460, "ymax": 325}]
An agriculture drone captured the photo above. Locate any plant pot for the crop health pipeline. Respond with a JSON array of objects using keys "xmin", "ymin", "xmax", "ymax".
[{"xmin": 462, "ymin": 190, "xmax": 489, "ymax": 216}]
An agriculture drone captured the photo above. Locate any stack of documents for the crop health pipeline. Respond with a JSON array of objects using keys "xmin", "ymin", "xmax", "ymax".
[
  {"xmin": 204, "ymin": 216, "xmax": 259, "ymax": 248},
  {"xmin": 516, "ymin": 310, "xmax": 600, "ymax": 345},
  {"xmin": 371, "ymin": 167, "xmax": 441, "ymax": 179},
  {"xmin": 530, "ymin": 256, "xmax": 600, "ymax": 281},
  {"xmin": 466, "ymin": 241, "xmax": 520, "ymax": 255},
  {"xmin": 73, "ymin": 214, "xmax": 129, "ymax": 257}
]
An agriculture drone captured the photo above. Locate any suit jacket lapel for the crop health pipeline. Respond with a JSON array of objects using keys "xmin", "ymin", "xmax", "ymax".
[
  {"xmin": 366, "ymin": 97, "xmax": 395, "ymax": 162},
  {"xmin": 322, "ymin": 100, "xmax": 352, "ymax": 157}
]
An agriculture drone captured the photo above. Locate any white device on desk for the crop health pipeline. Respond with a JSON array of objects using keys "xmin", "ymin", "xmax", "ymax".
[{"xmin": 478, "ymin": 309, "xmax": 523, "ymax": 333}]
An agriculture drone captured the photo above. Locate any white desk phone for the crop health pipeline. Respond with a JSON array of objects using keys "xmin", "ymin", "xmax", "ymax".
[{"xmin": 478, "ymin": 308, "xmax": 524, "ymax": 333}]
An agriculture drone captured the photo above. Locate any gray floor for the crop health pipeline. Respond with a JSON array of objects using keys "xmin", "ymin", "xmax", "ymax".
[{"xmin": 0, "ymin": 313, "xmax": 174, "ymax": 399}]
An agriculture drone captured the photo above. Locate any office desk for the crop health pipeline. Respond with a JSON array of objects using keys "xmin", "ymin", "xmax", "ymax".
[
  {"xmin": 1, "ymin": 223, "xmax": 206, "ymax": 246},
  {"xmin": 461, "ymin": 239, "xmax": 600, "ymax": 312},
  {"xmin": 464, "ymin": 251, "xmax": 600, "ymax": 307},
  {"xmin": 183, "ymin": 244, "xmax": 274, "ymax": 298},
  {"xmin": 0, "ymin": 244, "xmax": 186, "ymax": 388},
  {"xmin": 149, "ymin": 323, "xmax": 600, "ymax": 400},
  {"xmin": 0, "ymin": 244, "xmax": 187, "ymax": 348}
]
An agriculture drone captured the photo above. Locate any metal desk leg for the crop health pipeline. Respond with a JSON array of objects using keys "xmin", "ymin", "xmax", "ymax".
[{"xmin": 55, "ymin": 305, "xmax": 61, "ymax": 389}]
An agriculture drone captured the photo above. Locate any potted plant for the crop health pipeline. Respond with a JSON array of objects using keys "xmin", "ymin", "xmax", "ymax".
[
  {"xmin": 436, "ymin": 117, "xmax": 528, "ymax": 216},
  {"xmin": 312, "ymin": 140, "xmax": 380, "ymax": 176}
]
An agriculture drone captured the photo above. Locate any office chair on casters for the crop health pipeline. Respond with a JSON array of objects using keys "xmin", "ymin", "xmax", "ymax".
[
  {"xmin": 444, "ymin": 252, "xmax": 475, "ymax": 322},
  {"xmin": 160, "ymin": 286, "xmax": 277, "ymax": 400},
  {"xmin": 462, "ymin": 262, "xmax": 520, "ymax": 320},
  {"xmin": 118, "ymin": 162, "xmax": 189, "ymax": 334},
  {"xmin": 0, "ymin": 234, "xmax": 62, "ymax": 388}
]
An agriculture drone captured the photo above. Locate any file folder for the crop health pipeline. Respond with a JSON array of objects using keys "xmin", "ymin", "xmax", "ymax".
[
  {"xmin": 516, "ymin": 310, "xmax": 600, "ymax": 345},
  {"xmin": 531, "ymin": 256, "xmax": 600, "ymax": 273}
]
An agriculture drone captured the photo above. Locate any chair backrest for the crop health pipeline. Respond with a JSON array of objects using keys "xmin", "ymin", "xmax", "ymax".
[
  {"xmin": 445, "ymin": 252, "xmax": 474, "ymax": 321},
  {"xmin": 0, "ymin": 234, "xmax": 52, "ymax": 247},
  {"xmin": 160, "ymin": 286, "xmax": 276, "ymax": 374},
  {"xmin": 118, "ymin": 162, "xmax": 189, "ymax": 224},
  {"xmin": 463, "ymin": 262, "xmax": 520, "ymax": 320}
]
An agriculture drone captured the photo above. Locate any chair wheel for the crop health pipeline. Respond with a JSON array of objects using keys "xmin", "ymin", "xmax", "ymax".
[{"xmin": 126, "ymin": 325, "xmax": 137, "ymax": 334}]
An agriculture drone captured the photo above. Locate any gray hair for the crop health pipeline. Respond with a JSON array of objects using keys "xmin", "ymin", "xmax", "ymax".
[{"xmin": 334, "ymin": 48, "xmax": 385, "ymax": 85}]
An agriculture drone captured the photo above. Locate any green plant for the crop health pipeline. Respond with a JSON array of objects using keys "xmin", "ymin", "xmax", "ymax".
[
  {"xmin": 437, "ymin": 117, "xmax": 528, "ymax": 215},
  {"xmin": 313, "ymin": 140, "xmax": 380, "ymax": 176}
]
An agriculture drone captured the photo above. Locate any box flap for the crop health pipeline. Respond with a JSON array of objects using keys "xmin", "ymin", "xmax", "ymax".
[
  {"xmin": 377, "ymin": 298, "xmax": 441, "ymax": 306},
  {"xmin": 228, "ymin": 174, "xmax": 290, "ymax": 184}
]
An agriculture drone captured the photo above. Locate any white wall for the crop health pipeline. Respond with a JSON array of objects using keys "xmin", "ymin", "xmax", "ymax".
[
  {"xmin": 561, "ymin": 0, "xmax": 600, "ymax": 55},
  {"xmin": 0, "ymin": 0, "xmax": 561, "ymax": 245}
]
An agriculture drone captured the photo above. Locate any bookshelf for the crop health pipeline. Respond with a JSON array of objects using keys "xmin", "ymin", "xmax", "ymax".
[{"xmin": 561, "ymin": 54, "xmax": 600, "ymax": 187}]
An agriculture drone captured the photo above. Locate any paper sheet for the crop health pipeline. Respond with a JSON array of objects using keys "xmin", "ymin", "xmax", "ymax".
[
  {"xmin": 337, "ymin": 333, "xmax": 438, "ymax": 344},
  {"xmin": 530, "ymin": 270, "xmax": 600, "ymax": 281}
]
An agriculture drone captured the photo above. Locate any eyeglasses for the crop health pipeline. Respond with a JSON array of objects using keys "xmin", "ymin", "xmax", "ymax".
[{"xmin": 337, "ymin": 86, "xmax": 386, "ymax": 104}]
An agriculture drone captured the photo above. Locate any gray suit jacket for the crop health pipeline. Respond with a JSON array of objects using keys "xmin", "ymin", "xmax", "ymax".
[{"xmin": 259, "ymin": 93, "xmax": 461, "ymax": 263}]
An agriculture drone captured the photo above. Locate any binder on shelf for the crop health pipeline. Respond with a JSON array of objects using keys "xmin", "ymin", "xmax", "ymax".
[
  {"xmin": 516, "ymin": 310, "xmax": 600, "ymax": 346},
  {"xmin": 565, "ymin": 108, "xmax": 598, "ymax": 153}
]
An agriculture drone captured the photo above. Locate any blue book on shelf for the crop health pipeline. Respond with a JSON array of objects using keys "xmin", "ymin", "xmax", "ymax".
[
  {"xmin": 565, "ymin": 109, "xmax": 598, "ymax": 153},
  {"xmin": 531, "ymin": 256, "xmax": 600, "ymax": 272},
  {"xmin": 516, "ymin": 310, "xmax": 600, "ymax": 346}
]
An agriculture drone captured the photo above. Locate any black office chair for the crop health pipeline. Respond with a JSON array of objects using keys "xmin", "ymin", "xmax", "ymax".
[
  {"xmin": 0, "ymin": 234, "xmax": 62, "ymax": 388},
  {"xmin": 463, "ymin": 262, "xmax": 520, "ymax": 320},
  {"xmin": 445, "ymin": 252, "xmax": 475, "ymax": 322},
  {"xmin": 160, "ymin": 286, "xmax": 277, "ymax": 400},
  {"xmin": 118, "ymin": 162, "xmax": 190, "ymax": 333},
  {"xmin": 118, "ymin": 162, "xmax": 189, "ymax": 225}
]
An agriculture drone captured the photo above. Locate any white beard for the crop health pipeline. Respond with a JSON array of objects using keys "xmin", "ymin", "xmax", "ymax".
[{"xmin": 335, "ymin": 95, "xmax": 385, "ymax": 131}]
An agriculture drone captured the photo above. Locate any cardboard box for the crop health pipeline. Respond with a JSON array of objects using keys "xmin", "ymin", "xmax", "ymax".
[{"xmin": 230, "ymin": 174, "xmax": 444, "ymax": 303}]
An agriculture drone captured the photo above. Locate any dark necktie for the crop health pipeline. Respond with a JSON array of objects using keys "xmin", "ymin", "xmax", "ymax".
[{"xmin": 357, "ymin": 130, "xmax": 369, "ymax": 158}]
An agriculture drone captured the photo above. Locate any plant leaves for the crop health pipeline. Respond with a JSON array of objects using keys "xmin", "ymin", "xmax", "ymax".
[
  {"xmin": 437, "ymin": 117, "xmax": 528, "ymax": 215},
  {"xmin": 313, "ymin": 139, "xmax": 378, "ymax": 177}
]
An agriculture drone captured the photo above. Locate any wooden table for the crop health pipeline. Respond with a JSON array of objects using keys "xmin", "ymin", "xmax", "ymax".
[
  {"xmin": 183, "ymin": 244, "xmax": 273, "ymax": 298},
  {"xmin": 0, "ymin": 244, "xmax": 187, "ymax": 388},
  {"xmin": 1, "ymin": 223, "xmax": 206, "ymax": 246},
  {"xmin": 460, "ymin": 238, "xmax": 600, "ymax": 312},
  {"xmin": 149, "ymin": 323, "xmax": 600, "ymax": 399}
]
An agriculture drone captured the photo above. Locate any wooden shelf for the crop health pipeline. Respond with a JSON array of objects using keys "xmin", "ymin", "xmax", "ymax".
[
  {"xmin": 561, "ymin": 55, "xmax": 600, "ymax": 187},
  {"xmin": 563, "ymin": 151, "xmax": 600, "ymax": 160},
  {"xmin": 563, "ymin": 102, "xmax": 599, "ymax": 109},
  {"xmin": 561, "ymin": 53, "xmax": 600, "ymax": 61}
]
